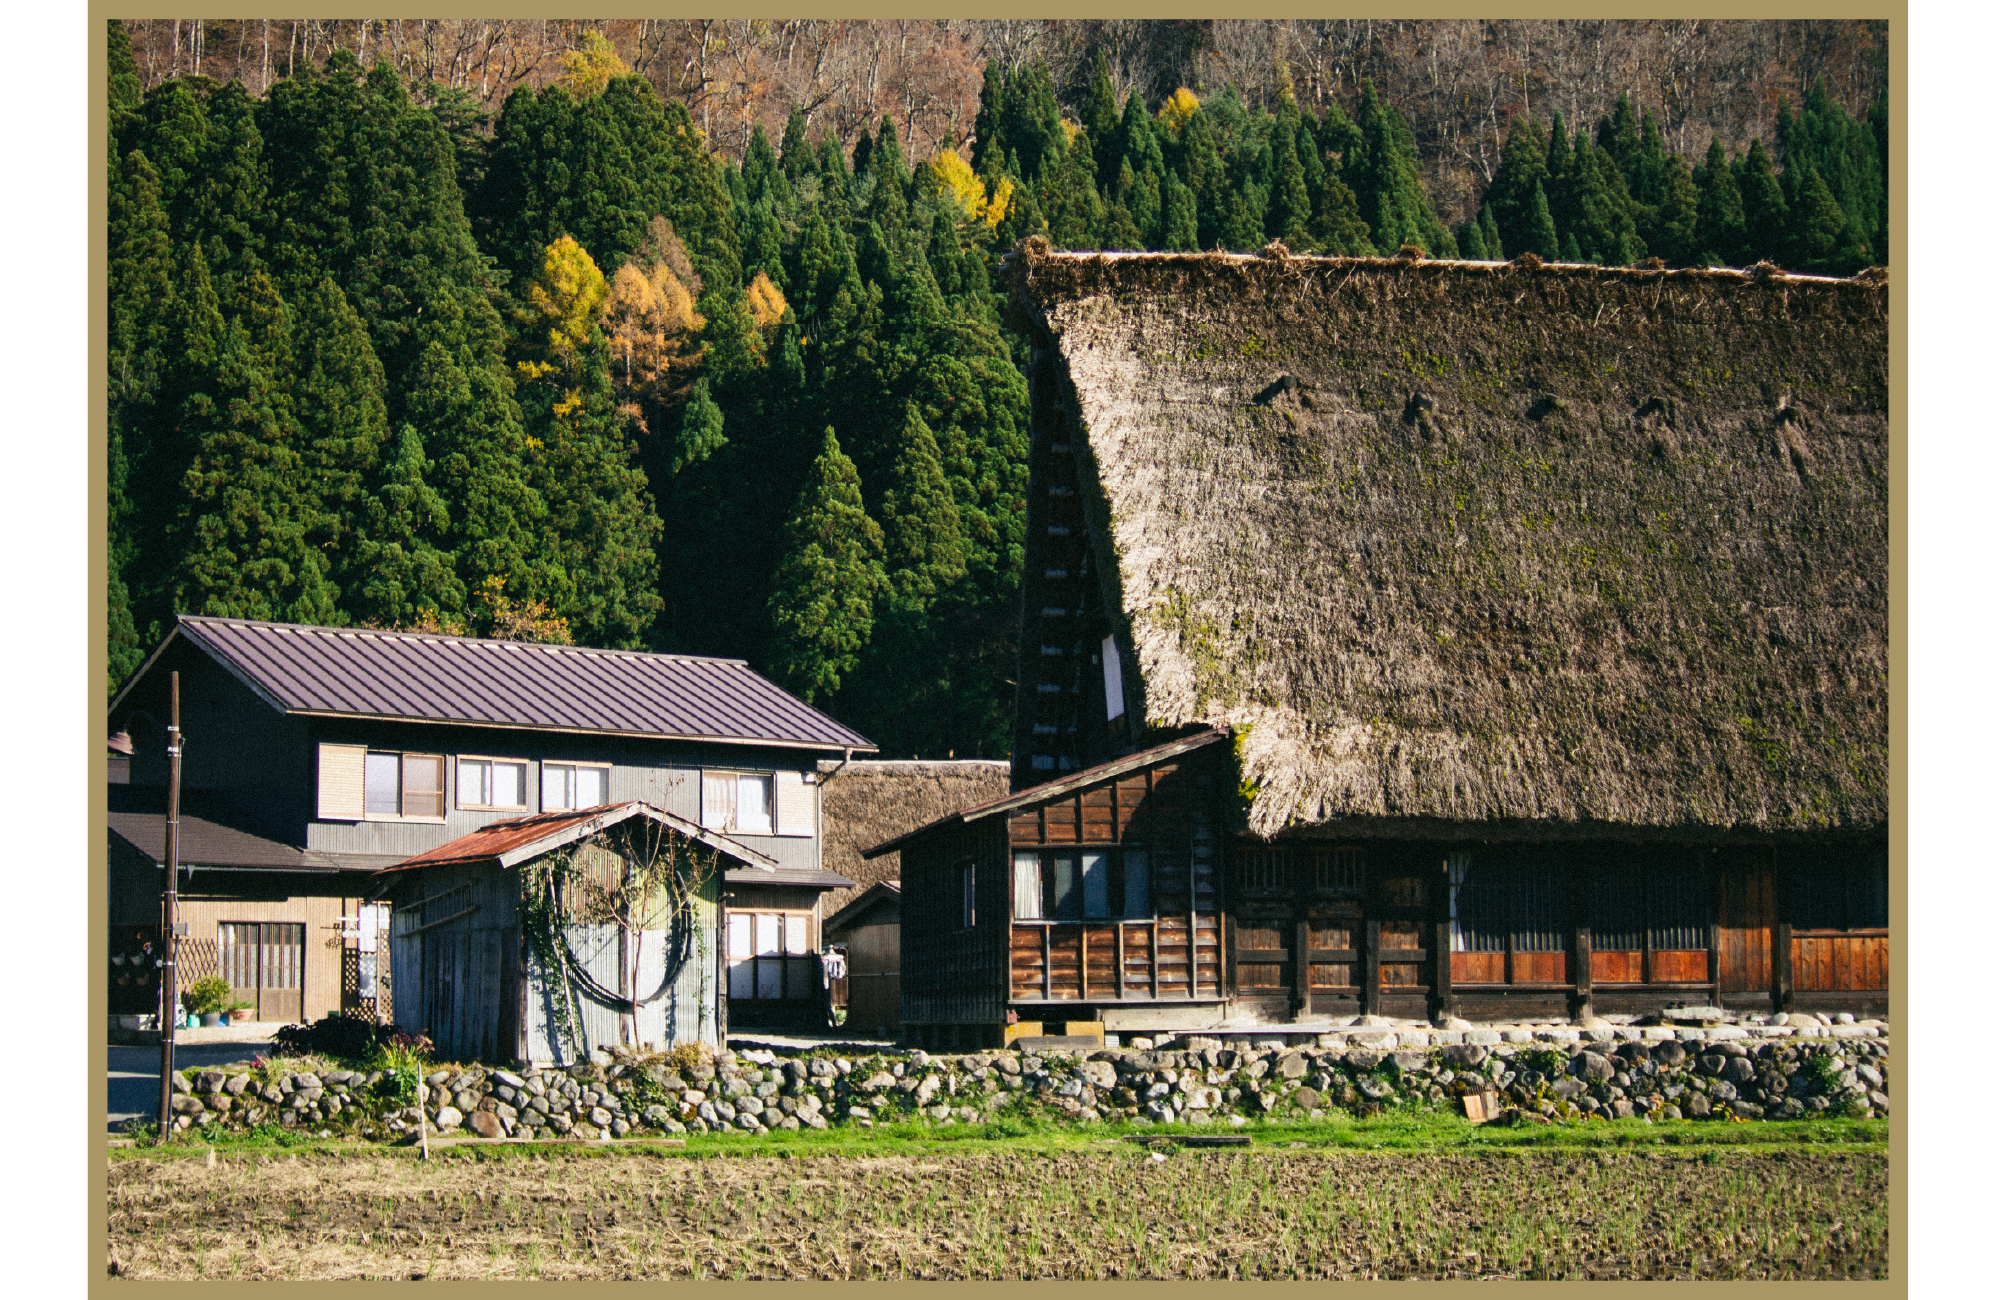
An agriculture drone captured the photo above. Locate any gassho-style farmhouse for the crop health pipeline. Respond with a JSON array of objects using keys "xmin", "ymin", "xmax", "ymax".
[{"xmin": 106, "ymin": 245, "xmax": 1888, "ymax": 1061}]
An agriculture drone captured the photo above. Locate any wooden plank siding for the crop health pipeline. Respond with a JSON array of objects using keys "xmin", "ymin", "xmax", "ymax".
[
  {"xmin": 899, "ymin": 820, "xmax": 1012, "ymax": 1027},
  {"xmin": 1791, "ymin": 934, "xmax": 1888, "ymax": 991}
]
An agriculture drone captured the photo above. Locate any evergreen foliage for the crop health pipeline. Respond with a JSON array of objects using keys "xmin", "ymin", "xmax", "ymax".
[{"xmin": 103, "ymin": 27, "xmax": 1889, "ymax": 748}]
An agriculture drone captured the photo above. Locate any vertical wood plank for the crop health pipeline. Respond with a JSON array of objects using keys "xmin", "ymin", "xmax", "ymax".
[
  {"xmin": 1296, "ymin": 917, "xmax": 1313, "ymax": 1019},
  {"xmin": 1115, "ymin": 923, "xmax": 1126, "ymax": 1000},
  {"xmin": 1042, "ymin": 925, "xmax": 1052, "ymax": 1001},
  {"xmin": 1361, "ymin": 918, "xmax": 1381, "ymax": 1015},
  {"xmin": 1571, "ymin": 861, "xmax": 1593, "ymax": 1019}
]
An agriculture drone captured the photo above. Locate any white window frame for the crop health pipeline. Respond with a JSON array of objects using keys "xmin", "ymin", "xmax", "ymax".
[
  {"xmin": 456, "ymin": 754, "xmax": 530, "ymax": 812},
  {"xmin": 725, "ymin": 909, "xmax": 817, "ymax": 1001},
  {"xmin": 702, "ymin": 769, "xmax": 775, "ymax": 835},
  {"xmin": 361, "ymin": 750, "xmax": 447, "ymax": 823},
  {"xmin": 541, "ymin": 761, "xmax": 612, "ymax": 812}
]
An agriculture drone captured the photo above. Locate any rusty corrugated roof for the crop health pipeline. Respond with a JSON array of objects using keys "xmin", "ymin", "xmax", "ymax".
[
  {"xmin": 118, "ymin": 616, "xmax": 874, "ymax": 753},
  {"xmin": 378, "ymin": 801, "xmax": 779, "ymax": 875}
]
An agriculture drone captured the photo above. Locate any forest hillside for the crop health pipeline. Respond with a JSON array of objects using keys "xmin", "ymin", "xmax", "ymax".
[{"xmin": 106, "ymin": 19, "xmax": 1890, "ymax": 760}]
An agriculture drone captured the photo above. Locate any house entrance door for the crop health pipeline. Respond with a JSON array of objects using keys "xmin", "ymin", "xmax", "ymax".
[
  {"xmin": 220, "ymin": 922, "xmax": 304, "ymax": 1022},
  {"xmin": 1229, "ymin": 846, "xmax": 1367, "ymax": 1018},
  {"xmin": 1718, "ymin": 855, "xmax": 1774, "ymax": 996}
]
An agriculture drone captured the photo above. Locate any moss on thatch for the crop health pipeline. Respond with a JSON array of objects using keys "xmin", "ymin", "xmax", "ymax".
[
  {"xmin": 817, "ymin": 760, "xmax": 1012, "ymax": 913},
  {"xmin": 1006, "ymin": 244, "xmax": 1888, "ymax": 839}
]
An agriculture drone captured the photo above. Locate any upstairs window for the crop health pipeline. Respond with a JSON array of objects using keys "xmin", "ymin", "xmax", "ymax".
[
  {"xmin": 702, "ymin": 771, "xmax": 774, "ymax": 835},
  {"xmin": 457, "ymin": 756, "xmax": 528, "ymax": 811},
  {"xmin": 361, "ymin": 751, "xmax": 445, "ymax": 820},
  {"xmin": 1012, "ymin": 849, "xmax": 1150, "ymax": 921},
  {"xmin": 542, "ymin": 762, "xmax": 610, "ymax": 812}
]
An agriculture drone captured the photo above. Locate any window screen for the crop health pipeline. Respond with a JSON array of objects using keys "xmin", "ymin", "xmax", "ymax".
[{"xmin": 1122, "ymin": 851, "xmax": 1151, "ymax": 918}]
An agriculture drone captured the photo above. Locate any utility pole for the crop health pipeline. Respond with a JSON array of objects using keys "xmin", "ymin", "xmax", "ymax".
[{"xmin": 155, "ymin": 673, "xmax": 183, "ymax": 1143}]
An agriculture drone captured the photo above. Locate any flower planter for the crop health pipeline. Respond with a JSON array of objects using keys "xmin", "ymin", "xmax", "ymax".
[
  {"xmin": 229, "ymin": 1009, "xmax": 253, "ymax": 1024},
  {"xmin": 201, "ymin": 1012, "xmax": 224, "ymax": 1028}
]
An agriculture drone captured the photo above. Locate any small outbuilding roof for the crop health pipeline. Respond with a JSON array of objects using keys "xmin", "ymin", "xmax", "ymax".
[
  {"xmin": 377, "ymin": 801, "xmax": 779, "ymax": 875},
  {"xmin": 823, "ymin": 881, "xmax": 902, "ymax": 936},
  {"xmin": 111, "ymin": 615, "xmax": 876, "ymax": 755}
]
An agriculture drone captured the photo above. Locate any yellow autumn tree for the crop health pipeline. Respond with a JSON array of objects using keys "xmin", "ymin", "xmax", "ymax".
[
  {"xmin": 746, "ymin": 271, "xmax": 788, "ymax": 332},
  {"xmin": 923, "ymin": 148, "xmax": 1011, "ymax": 233},
  {"xmin": 559, "ymin": 32, "xmax": 628, "ymax": 99},
  {"xmin": 599, "ymin": 216, "xmax": 708, "ymax": 434},
  {"xmin": 516, "ymin": 236, "xmax": 608, "ymax": 420},
  {"xmin": 1157, "ymin": 87, "xmax": 1201, "ymax": 137}
]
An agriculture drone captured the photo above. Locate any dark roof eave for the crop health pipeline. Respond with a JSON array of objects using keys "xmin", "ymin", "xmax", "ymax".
[
  {"xmin": 860, "ymin": 728, "xmax": 1231, "ymax": 859},
  {"xmin": 725, "ymin": 866, "xmax": 856, "ymax": 891},
  {"xmin": 284, "ymin": 707, "xmax": 877, "ymax": 755},
  {"xmin": 823, "ymin": 880, "xmax": 903, "ymax": 934}
]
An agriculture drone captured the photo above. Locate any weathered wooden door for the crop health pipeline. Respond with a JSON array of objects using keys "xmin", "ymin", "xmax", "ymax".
[
  {"xmin": 1718, "ymin": 857, "xmax": 1774, "ymax": 995},
  {"xmin": 220, "ymin": 922, "xmax": 303, "ymax": 1022},
  {"xmin": 1230, "ymin": 847, "xmax": 1295, "ymax": 1010}
]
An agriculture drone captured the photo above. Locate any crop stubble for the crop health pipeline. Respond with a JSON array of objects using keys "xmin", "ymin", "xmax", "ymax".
[{"xmin": 106, "ymin": 1148, "xmax": 1887, "ymax": 1281}]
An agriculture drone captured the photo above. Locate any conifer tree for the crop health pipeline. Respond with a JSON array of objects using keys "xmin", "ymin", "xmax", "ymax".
[
  {"xmin": 864, "ymin": 113, "xmax": 910, "ymax": 233},
  {"xmin": 1344, "ymin": 81, "xmax": 1455, "ymax": 256},
  {"xmin": 1785, "ymin": 161, "xmax": 1864, "ymax": 273},
  {"xmin": 291, "ymin": 276, "xmax": 391, "ymax": 592},
  {"xmin": 1649, "ymin": 154, "xmax": 1700, "ymax": 266},
  {"xmin": 1265, "ymin": 109, "xmax": 1313, "ymax": 246},
  {"xmin": 1478, "ymin": 204, "xmax": 1502, "ymax": 261},
  {"xmin": 670, "ymin": 378, "xmax": 727, "ymax": 476},
  {"xmin": 765, "ymin": 428, "xmax": 886, "ymax": 702},
  {"xmin": 1162, "ymin": 171, "xmax": 1199, "ymax": 251},
  {"xmin": 1083, "ymin": 53, "xmax": 1121, "ymax": 191},
  {"xmin": 1042, "ymin": 134, "xmax": 1104, "ymax": 250},
  {"xmin": 1736, "ymin": 138, "xmax": 1788, "ymax": 264},
  {"xmin": 1693, "ymin": 136, "xmax": 1746, "ymax": 265},
  {"xmin": 350, "ymin": 424, "xmax": 464, "ymax": 627},
  {"xmin": 1526, "ymin": 180, "xmax": 1562, "ymax": 260},
  {"xmin": 1486, "ymin": 115, "xmax": 1547, "ymax": 257},
  {"xmin": 779, "ymin": 103, "xmax": 814, "ymax": 183},
  {"xmin": 878, "ymin": 403, "xmax": 965, "ymax": 606}
]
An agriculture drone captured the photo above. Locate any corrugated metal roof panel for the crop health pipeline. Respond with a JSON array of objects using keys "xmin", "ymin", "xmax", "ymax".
[
  {"xmin": 169, "ymin": 616, "xmax": 874, "ymax": 752},
  {"xmin": 380, "ymin": 801, "xmax": 779, "ymax": 875}
]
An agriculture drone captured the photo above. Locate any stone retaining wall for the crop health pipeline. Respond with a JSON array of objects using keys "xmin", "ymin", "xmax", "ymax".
[{"xmin": 154, "ymin": 1020, "xmax": 1891, "ymax": 1141}]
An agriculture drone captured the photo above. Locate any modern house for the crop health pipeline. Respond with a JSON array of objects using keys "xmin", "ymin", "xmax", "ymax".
[
  {"xmin": 106, "ymin": 616, "xmax": 871, "ymax": 1044},
  {"xmin": 877, "ymin": 245, "xmax": 1889, "ymax": 1047}
]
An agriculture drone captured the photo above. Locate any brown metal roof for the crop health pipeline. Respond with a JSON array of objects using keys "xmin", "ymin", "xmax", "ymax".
[
  {"xmin": 860, "ymin": 728, "xmax": 1231, "ymax": 859},
  {"xmin": 377, "ymin": 801, "xmax": 779, "ymax": 875},
  {"xmin": 725, "ymin": 865, "xmax": 856, "ymax": 891},
  {"xmin": 115, "ymin": 615, "xmax": 875, "ymax": 754},
  {"xmin": 107, "ymin": 785, "xmax": 402, "ymax": 874}
]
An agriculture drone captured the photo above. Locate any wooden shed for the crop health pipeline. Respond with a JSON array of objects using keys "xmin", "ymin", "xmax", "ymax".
[
  {"xmin": 822, "ymin": 882, "xmax": 902, "ymax": 1036},
  {"xmin": 374, "ymin": 802, "xmax": 778, "ymax": 1064}
]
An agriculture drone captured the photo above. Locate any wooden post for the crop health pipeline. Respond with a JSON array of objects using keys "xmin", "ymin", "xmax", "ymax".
[
  {"xmin": 155, "ymin": 672, "xmax": 183, "ymax": 1144},
  {"xmin": 1571, "ymin": 861, "xmax": 1593, "ymax": 1022},
  {"xmin": 1296, "ymin": 917, "xmax": 1313, "ymax": 1020},
  {"xmin": 1041, "ymin": 925, "xmax": 1052, "ymax": 1001},
  {"xmin": 1772, "ymin": 848, "xmax": 1794, "ymax": 1013},
  {"xmin": 1115, "ymin": 923, "xmax": 1126, "ymax": 1000},
  {"xmin": 1707, "ymin": 852, "xmax": 1724, "ymax": 1000},
  {"xmin": 1361, "ymin": 918, "xmax": 1381, "ymax": 1017},
  {"xmin": 1080, "ymin": 925, "xmax": 1088, "ymax": 1002}
]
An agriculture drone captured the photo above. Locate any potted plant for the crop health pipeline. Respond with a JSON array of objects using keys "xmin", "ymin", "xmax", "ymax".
[
  {"xmin": 227, "ymin": 999, "xmax": 255, "ymax": 1024},
  {"xmin": 184, "ymin": 977, "xmax": 233, "ymax": 1028}
]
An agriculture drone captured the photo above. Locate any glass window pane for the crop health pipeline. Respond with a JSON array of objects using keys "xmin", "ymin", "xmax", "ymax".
[
  {"xmin": 755, "ymin": 960, "xmax": 781, "ymax": 999},
  {"xmin": 457, "ymin": 758, "xmax": 489, "ymax": 807},
  {"xmin": 1013, "ymin": 852, "xmax": 1042, "ymax": 920},
  {"xmin": 701, "ymin": 773, "xmax": 732, "ymax": 829},
  {"xmin": 1450, "ymin": 854, "xmax": 1507, "ymax": 953},
  {"xmin": 727, "ymin": 912, "xmax": 752, "ymax": 960},
  {"xmin": 737, "ymin": 774, "xmax": 772, "ymax": 834},
  {"xmin": 543, "ymin": 764, "xmax": 571, "ymax": 810},
  {"xmin": 576, "ymin": 766, "xmax": 606, "ymax": 808},
  {"xmin": 1123, "ymin": 851, "xmax": 1150, "ymax": 917},
  {"xmin": 1081, "ymin": 852, "xmax": 1110, "ymax": 918},
  {"xmin": 402, "ymin": 756, "xmax": 443, "ymax": 817},
  {"xmin": 728, "ymin": 960, "xmax": 753, "ymax": 1000},
  {"xmin": 755, "ymin": 913, "xmax": 781, "ymax": 956},
  {"xmin": 785, "ymin": 915, "xmax": 810, "ymax": 954},
  {"xmin": 365, "ymin": 752, "xmax": 400, "ymax": 814},
  {"xmin": 1051, "ymin": 854, "xmax": 1081, "ymax": 920},
  {"xmin": 491, "ymin": 762, "xmax": 524, "ymax": 808}
]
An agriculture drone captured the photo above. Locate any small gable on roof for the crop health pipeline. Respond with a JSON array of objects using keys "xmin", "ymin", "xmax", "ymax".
[
  {"xmin": 378, "ymin": 801, "xmax": 778, "ymax": 876},
  {"xmin": 1007, "ymin": 245, "xmax": 1888, "ymax": 837}
]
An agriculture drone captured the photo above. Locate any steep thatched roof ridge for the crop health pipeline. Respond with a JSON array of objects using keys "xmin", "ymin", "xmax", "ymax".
[
  {"xmin": 1007, "ymin": 244, "xmax": 1888, "ymax": 838},
  {"xmin": 816, "ymin": 759, "xmax": 1011, "ymax": 914}
]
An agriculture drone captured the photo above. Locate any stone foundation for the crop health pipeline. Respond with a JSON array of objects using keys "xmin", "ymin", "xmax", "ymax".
[{"xmin": 146, "ymin": 1016, "xmax": 1890, "ymax": 1140}]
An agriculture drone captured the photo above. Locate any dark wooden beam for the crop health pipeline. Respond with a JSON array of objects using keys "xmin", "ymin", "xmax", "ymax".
[
  {"xmin": 1296, "ymin": 916, "xmax": 1313, "ymax": 1020},
  {"xmin": 1361, "ymin": 918, "xmax": 1381, "ymax": 1017},
  {"xmin": 1571, "ymin": 859, "xmax": 1593, "ymax": 1022},
  {"xmin": 1772, "ymin": 847, "xmax": 1793, "ymax": 1012}
]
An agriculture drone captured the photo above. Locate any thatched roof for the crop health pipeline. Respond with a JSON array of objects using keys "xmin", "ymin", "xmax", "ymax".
[
  {"xmin": 817, "ymin": 759, "xmax": 1012, "ymax": 913},
  {"xmin": 1006, "ymin": 243, "xmax": 1888, "ymax": 839}
]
